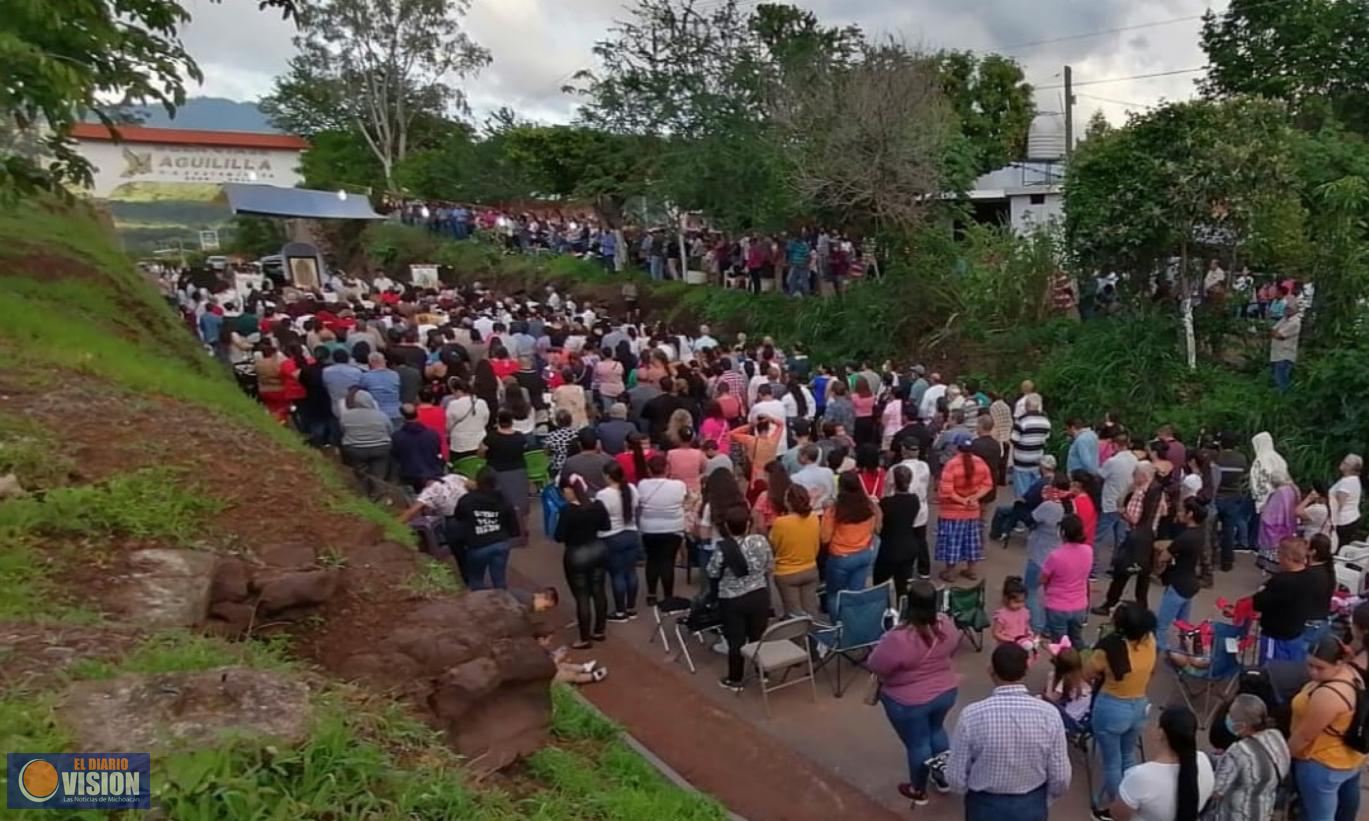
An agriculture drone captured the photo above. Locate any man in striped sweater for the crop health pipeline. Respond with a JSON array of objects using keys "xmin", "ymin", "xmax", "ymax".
[{"xmin": 1009, "ymin": 396, "xmax": 1052, "ymax": 500}]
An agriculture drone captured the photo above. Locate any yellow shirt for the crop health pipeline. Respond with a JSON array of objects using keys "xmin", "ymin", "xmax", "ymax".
[
  {"xmin": 1291, "ymin": 679, "xmax": 1368, "ymax": 770},
  {"xmin": 1091, "ymin": 635, "xmax": 1157, "ymax": 699},
  {"xmin": 769, "ymin": 513, "xmax": 820, "ymax": 576}
]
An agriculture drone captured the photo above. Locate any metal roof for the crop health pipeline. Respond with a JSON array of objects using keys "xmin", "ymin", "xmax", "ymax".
[
  {"xmin": 70, "ymin": 123, "xmax": 309, "ymax": 150},
  {"xmin": 220, "ymin": 184, "xmax": 384, "ymax": 220}
]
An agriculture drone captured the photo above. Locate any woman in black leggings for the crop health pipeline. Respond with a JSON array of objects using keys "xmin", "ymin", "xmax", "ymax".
[
  {"xmin": 554, "ymin": 473, "xmax": 610, "ymax": 649},
  {"xmin": 637, "ymin": 453, "xmax": 688, "ymax": 605}
]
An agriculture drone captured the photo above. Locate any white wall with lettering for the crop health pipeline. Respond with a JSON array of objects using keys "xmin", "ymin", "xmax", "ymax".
[{"xmin": 77, "ymin": 140, "xmax": 303, "ymax": 198}]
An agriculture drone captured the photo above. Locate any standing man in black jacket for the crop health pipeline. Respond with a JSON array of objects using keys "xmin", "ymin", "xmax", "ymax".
[{"xmin": 1155, "ymin": 499, "xmax": 1207, "ymax": 652}]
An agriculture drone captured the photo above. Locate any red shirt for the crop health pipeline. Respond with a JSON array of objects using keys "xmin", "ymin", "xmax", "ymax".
[
  {"xmin": 280, "ymin": 357, "xmax": 309, "ymax": 401},
  {"xmin": 1072, "ymin": 491, "xmax": 1098, "ymax": 547},
  {"xmin": 416, "ymin": 403, "xmax": 449, "ymax": 461},
  {"xmin": 379, "ymin": 292, "xmax": 401, "ymax": 306},
  {"xmin": 490, "ymin": 358, "xmax": 518, "ymax": 381}
]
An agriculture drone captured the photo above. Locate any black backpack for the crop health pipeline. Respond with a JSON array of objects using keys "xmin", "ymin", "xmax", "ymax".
[{"xmin": 1341, "ymin": 662, "xmax": 1369, "ymax": 753}]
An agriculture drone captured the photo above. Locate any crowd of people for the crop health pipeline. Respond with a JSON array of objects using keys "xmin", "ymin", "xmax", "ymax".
[
  {"xmin": 165, "ymin": 263, "xmax": 1368, "ymax": 821},
  {"xmin": 384, "ymin": 199, "xmax": 879, "ymax": 296}
]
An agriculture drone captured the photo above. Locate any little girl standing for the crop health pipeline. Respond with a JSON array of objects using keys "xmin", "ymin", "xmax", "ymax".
[{"xmin": 991, "ymin": 576, "xmax": 1037, "ymax": 652}]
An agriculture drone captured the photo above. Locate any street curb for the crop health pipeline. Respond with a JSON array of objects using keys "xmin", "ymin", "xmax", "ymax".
[{"xmin": 568, "ymin": 689, "xmax": 747, "ymax": 821}]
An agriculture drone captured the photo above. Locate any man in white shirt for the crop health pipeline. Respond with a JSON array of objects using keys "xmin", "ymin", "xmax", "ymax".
[
  {"xmin": 919, "ymin": 373, "xmax": 947, "ymax": 422},
  {"xmin": 472, "ymin": 313, "xmax": 495, "ymax": 341},
  {"xmin": 791, "ymin": 444, "xmax": 835, "ymax": 511},
  {"xmin": 1013, "ymin": 380, "xmax": 1042, "ymax": 419},
  {"xmin": 749, "ymin": 384, "xmax": 787, "ymax": 431},
  {"xmin": 694, "ymin": 324, "xmax": 719, "ymax": 352},
  {"xmin": 1096, "ymin": 431, "xmax": 1140, "ymax": 576}
]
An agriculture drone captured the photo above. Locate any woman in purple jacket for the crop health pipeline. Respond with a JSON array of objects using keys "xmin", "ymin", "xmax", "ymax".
[{"xmin": 867, "ymin": 579, "xmax": 962, "ymax": 807}]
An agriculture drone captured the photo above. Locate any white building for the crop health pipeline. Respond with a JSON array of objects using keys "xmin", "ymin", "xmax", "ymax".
[
  {"xmin": 966, "ymin": 112, "xmax": 1066, "ymax": 233},
  {"xmin": 70, "ymin": 123, "xmax": 307, "ymax": 198}
]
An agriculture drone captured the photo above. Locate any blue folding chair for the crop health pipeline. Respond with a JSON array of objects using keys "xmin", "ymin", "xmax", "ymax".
[
  {"xmin": 1171, "ymin": 619, "xmax": 1249, "ymax": 728},
  {"xmin": 809, "ymin": 581, "xmax": 896, "ymax": 697}
]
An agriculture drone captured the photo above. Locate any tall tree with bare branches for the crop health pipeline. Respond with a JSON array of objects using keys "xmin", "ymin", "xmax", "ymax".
[{"xmin": 271, "ymin": 0, "xmax": 491, "ymax": 188}]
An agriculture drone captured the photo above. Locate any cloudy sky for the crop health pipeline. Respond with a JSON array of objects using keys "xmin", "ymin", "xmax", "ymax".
[{"xmin": 180, "ymin": 0, "xmax": 1218, "ymax": 130}]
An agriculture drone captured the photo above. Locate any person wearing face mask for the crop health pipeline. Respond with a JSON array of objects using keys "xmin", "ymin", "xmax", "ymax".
[{"xmin": 1206, "ymin": 694, "xmax": 1290, "ymax": 821}]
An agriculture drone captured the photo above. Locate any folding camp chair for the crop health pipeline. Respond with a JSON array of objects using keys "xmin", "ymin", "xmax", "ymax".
[
  {"xmin": 524, "ymin": 449, "xmax": 551, "ymax": 491},
  {"xmin": 1170, "ymin": 619, "xmax": 1250, "ymax": 728},
  {"xmin": 810, "ymin": 581, "xmax": 896, "ymax": 696},
  {"xmin": 451, "ymin": 455, "xmax": 486, "ymax": 479},
  {"xmin": 945, "ymin": 580, "xmax": 991, "ymax": 651},
  {"xmin": 651, "ymin": 595, "xmax": 721, "ymax": 674},
  {"xmin": 739, "ymin": 616, "xmax": 819, "ymax": 716}
]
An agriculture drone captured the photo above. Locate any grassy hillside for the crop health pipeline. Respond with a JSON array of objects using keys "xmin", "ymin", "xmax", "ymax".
[{"xmin": 0, "ymin": 203, "xmax": 724, "ymax": 819}]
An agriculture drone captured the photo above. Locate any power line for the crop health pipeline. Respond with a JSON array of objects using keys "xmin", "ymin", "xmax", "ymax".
[
  {"xmin": 1035, "ymin": 66, "xmax": 1206, "ymax": 90},
  {"xmin": 1077, "ymin": 91, "xmax": 1154, "ymax": 109},
  {"xmin": 998, "ymin": 0, "xmax": 1299, "ymax": 53}
]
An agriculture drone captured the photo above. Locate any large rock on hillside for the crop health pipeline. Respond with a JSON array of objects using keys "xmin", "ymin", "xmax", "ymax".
[
  {"xmin": 333, "ymin": 590, "xmax": 555, "ymax": 772},
  {"xmin": 60, "ymin": 666, "xmax": 311, "ymax": 752},
  {"xmin": 105, "ymin": 548, "xmax": 217, "ymax": 628}
]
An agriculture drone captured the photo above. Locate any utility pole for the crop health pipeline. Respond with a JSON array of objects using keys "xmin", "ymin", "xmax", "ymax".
[{"xmin": 1063, "ymin": 65, "xmax": 1076, "ymax": 158}]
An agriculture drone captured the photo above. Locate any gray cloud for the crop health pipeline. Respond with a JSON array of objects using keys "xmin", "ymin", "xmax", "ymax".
[{"xmin": 177, "ymin": 0, "xmax": 1222, "ymax": 130}]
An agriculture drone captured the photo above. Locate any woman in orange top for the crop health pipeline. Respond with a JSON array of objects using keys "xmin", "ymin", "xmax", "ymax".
[
  {"xmin": 730, "ymin": 416, "xmax": 785, "ymax": 484},
  {"xmin": 821, "ymin": 471, "xmax": 883, "ymax": 602},
  {"xmin": 935, "ymin": 441, "xmax": 993, "ymax": 582},
  {"xmin": 1288, "ymin": 634, "xmax": 1366, "ymax": 821}
]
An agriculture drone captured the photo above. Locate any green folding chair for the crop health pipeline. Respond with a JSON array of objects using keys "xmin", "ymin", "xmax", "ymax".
[
  {"xmin": 451, "ymin": 455, "xmax": 486, "ymax": 479},
  {"xmin": 945, "ymin": 580, "xmax": 991, "ymax": 651},
  {"xmin": 525, "ymin": 449, "xmax": 551, "ymax": 490}
]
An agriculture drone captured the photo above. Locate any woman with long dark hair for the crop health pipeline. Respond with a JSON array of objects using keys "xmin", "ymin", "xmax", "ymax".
[
  {"xmin": 472, "ymin": 359, "xmax": 501, "ymax": 425},
  {"xmin": 597, "ymin": 462, "xmax": 642, "ymax": 622},
  {"xmin": 1088, "ymin": 602, "xmax": 1158, "ymax": 818},
  {"xmin": 1112, "ymin": 706, "xmax": 1214, "ymax": 821},
  {"xmin": 875, "ymin": 464, "xmax": 922, "ymax": 599},
  {"xmin": 709, "ymin": 504, "xmax": 774, "ymax": 692},
  {"xmin": 752, "ymin": 459, "xmax": 791, "ymax": 533},
  {"xmin": 850, "ymin": 377, "xmax": 878, "ymax": 448},
  {"xmin": 867, "ymin": 580, "xmax": 959, "ymax": 806},
  {"xmin": 821, "ymin": 471, "xmax": 882, "ymax": 600},
  {"xmin": 769, "ymin": 485, "xmax": 820, "ymax": 617},
  {"xmin": 554, "ymin": 472, "xmax": 610, "ymax": 649},
  {"xmin": 614, "ymin": 431, "xmax": 654, "ymax": 485},
  {"xmin": 480, "ymin": 409, "xmax": 530, "ymax": 545},
  {"xmin": 500, "ymin": 376, "xmax": 534, "ymax": 434},
  {"xmin": 934, "ymin": 441, "xmax": 993, "ymax": 582}
]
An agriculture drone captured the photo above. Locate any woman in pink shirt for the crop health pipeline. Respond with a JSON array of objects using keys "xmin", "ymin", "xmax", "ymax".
[
  {"xmin": 666, "ymin": 437, "xmax": 708, "ymax": 493},
  {"xmin": 1039, "ymin": 514, "xmax": 1094, "ymax": 649},
  {"xmin": 593, "ymin": 347, "xmax": 625, "ymax": 407},
  {"xmin": 867, "ymin": 580, "xmax": 961, "ymax": 806},
  {"xmin": 851, "ymin": 378, "xmax": 878, "ymax": 448},
  {"xmin": 699, "ymin": 401, "xmax": 730, "ymax": 449}
]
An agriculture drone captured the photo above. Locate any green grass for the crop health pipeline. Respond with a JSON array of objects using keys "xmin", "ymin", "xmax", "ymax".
[
  {"xmin": 0, "ymin": 467, "xmax": 221, "ymax": 543},
  {"xmin": 403, "ymin": 556, "xmax": 463, "ymax": 597},
  {"xmin": 0, "ymin": 412, "xmax": 73, "ymax": 489},
  {"xmin": 65, "ymin": 632, "xmax": 295, "ymax": 682},
  {"xmin": 0, "ymin": 537, "xmax": 102, "ymax": 624}
]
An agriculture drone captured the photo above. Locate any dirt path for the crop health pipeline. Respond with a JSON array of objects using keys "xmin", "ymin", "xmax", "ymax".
[{"xmin": 507, "ymin": 556, "xmax": 901, "ymax": 821}]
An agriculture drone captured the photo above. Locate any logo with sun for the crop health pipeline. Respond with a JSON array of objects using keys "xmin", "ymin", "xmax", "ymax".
[{"xmin": 16, "ymin": 759, "xmax": 59, "ymax": 803}]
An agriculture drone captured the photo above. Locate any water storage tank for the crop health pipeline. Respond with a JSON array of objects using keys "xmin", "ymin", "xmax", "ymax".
[{"xmin": 1026, "ymin": 112, "xmax": 1067, "ymax": 161}]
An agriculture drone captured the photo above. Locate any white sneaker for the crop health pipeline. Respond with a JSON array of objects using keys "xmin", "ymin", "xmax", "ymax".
[{"xmin": 711, "ymin": 639, "xmax": 729, "ymax": 654}]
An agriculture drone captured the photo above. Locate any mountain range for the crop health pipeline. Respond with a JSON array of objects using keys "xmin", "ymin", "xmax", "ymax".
[{"xmin": 96, "ymin": 97, "xmax": 278, "ymax": 133}]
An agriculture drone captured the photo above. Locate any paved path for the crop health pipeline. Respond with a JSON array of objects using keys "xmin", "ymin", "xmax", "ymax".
[{"xmin": 511, "ymin": 486, "xmax": 1267, "ymax": 819}]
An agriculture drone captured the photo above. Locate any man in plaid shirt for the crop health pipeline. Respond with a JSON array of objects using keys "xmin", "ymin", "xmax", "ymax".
[{"xmin": 947, "ymin": 644, "xmax": 1071, "ymax": 820}]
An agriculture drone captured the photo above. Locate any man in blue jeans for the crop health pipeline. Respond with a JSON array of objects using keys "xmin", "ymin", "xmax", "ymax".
[{"xmin": 946, "ymin": 644, "xmax": 1071, "ymax": 821}]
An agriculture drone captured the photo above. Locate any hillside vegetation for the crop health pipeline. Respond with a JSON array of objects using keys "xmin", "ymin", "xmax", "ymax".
[{"xmin": 0, "ymin": 203, "xmax": 724, "ymax": 820}]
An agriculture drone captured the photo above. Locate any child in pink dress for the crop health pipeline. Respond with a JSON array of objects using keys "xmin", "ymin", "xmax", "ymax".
[{"xmin": 991, "ymin": 576, "xmax": 1037, "ymax": 654}]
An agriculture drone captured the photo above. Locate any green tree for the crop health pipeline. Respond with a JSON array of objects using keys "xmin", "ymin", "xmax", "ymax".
[
  {"xmin": 500, "ymin": 126, "xmax": 655, "ymax": 227},
  {"xmin": 1084, "ymin": 110, "xmax": 1112, "ymax": 140},
  {"xmin": 2, "ymin": 0, "xmax": 202, "ymax": 198},
  {"xmin": 1201, "ymin": 0, "xmax": 1369, "ymax": 132},
  {"xmin": 272, "ymin": 0, "xmax": 491, "ymax": 188},
  {"xmin": 297, "ymin": 130, "xmax": 387, "ymax": 193},
  {"xmin": 228, "ymin": 215, "xmax": 287, "ymax": 257},
  {"xmin": 1065, "ymin": 98, "xmax": 1302, "ymax": 288},
  {"xmin": 932, "ymin": 51, "xmax": 1036, "ymax": 173}
]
